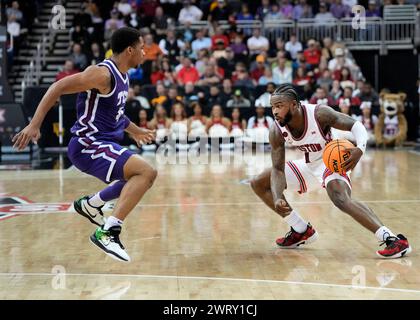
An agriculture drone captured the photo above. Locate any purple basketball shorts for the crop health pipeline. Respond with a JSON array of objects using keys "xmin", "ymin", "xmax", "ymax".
[{"xmin": 68, "ymin": 136, "xmax": 134, "ymax": 183}]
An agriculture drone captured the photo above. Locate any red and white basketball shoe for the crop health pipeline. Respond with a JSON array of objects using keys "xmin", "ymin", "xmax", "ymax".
[
  {"xmin": 376, "ymin": 234, "xmax": 412, "ymax": 259},
  {"xmin": 276, "ymin": 223, "xmax": 319, "ymax": 249}
]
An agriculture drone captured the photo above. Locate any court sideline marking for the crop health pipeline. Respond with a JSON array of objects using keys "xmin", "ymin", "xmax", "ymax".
[
  {"xmin": 2, "ymin": 200, "xmax": 420, "ymax": 215},
  {"xmin": 0, "ymin": 272, "xmax": 419, "ymax": 295},
  {"xmin": 134, "ymin": 200, "xmax": 420, "ymax": 207}
]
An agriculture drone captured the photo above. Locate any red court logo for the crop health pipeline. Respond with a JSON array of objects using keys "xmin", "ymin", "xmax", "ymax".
[
  {"xmin": 0, "ymin": 194, "xmax": 114, "ymax": 221},
  {"xmin": 0, "ymin": 194, "xmax": 32, "ymax": 221}
]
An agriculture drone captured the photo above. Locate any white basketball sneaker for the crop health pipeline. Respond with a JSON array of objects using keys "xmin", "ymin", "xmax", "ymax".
[
  {"xmin": 90, "ymin": 226, "xmax": 131, "ymax": 262},
  {"xmin": 74, "ymin": 196, "xmax": 106, "ymax": 226}
]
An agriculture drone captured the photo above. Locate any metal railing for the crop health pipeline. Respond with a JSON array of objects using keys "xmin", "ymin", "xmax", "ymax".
[
  {"xmin": 383, "ymin": 4, "xmax": 417, "ymax": 20},
  {"xmin": 21, "ymin": 34, "xmax": 47, "ymax": 98},
  {"xmin": 175, "ymin": 21, "xmax": 209, "ymax": 31},
  {"xmin": 21, "ymin": 0, "xmax": 62, "ymax": 101},
  {"xmin": 296, "ymin": 18, "xmax": 339, "ymax": 44},
  {"xmin": 338, "ymin": 17, "xmax": 383, "ymax": 45},
  {"xmin": 384, "ymin": 20, "xmax": 415, "ymax": 44},
  {"xmin": 174, "ymin": 5, "xmax": 417, "ymax": 51},
  {"xmin": 264, "ymin": 19, "xmax": 295, "ymax": 44}
]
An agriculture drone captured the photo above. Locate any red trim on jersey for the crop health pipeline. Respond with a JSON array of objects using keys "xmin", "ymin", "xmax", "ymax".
[
  {"xmin": 314, "ymin": 104, "xmax": 332, "ymax": 142},
  {"xmin": 287, "ymin": 161, "xmax": 307, "ymax": 194},
  {"xmin": 286, "ymin": 104, "xmax": 308, "ymax": 141},
  {"xmin": 342, "ymin": 172, "xmax": 351, "ymax": 186},
  {"xmin": 322, "ymin": 168, "xmax": 352, "ymax": 188},
  {"xmin": 322, "ymin": 168, "xmax": 330, "ymax": 181},
  {"xmin": 290, "ymin": 161, "xmax": 308, "ymax": 193}
]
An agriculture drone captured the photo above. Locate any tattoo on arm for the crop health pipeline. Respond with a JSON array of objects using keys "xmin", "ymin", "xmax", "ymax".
[
  {"xmin": 316, "ymin": 105, "xmax": 356, "ymax": 132},
  {"xmin": 269, "ymin": 124, "xmax": 287, "ymax": 203}
]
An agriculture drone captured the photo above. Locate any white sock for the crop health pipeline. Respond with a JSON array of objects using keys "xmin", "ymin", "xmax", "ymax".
[
  {"xmin": 104, "ymin": 216, "xmax": 123, "ymax": 230},
  {"xmin": 283, "ymin": 210, "xmax": 308, "ymax": 233},
  {"xmin": 88, "ymin": 193, "xmax": 105, "ymax": 208},
  {"xmin": 375, "ymin": 226, "xmax": 396, "ymax": 242}
]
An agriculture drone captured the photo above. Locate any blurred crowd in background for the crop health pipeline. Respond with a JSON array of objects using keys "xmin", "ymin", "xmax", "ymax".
[{"xmin": 5, "ymin": 0, "xmax": 420, "ymax": 148}]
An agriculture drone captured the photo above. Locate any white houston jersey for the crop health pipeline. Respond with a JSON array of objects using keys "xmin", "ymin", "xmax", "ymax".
[{"xmin": 274, "ymin": 103, "xmax": 332, "ymax": 163}]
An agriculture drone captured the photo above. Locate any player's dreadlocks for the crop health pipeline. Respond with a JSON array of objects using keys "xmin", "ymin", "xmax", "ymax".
[{"xmin": 271, "ymin": 84, "xmax": 300, "ymax": 105}]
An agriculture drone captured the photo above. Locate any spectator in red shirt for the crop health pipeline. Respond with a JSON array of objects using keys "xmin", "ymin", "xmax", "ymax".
[
  {"xmin": 333, "ymin": 66, "xmax": 353, "ymax": 82},
  {"xmin": 137, "ymin": 0, "xmax": 159, "ymax": 25},
  {"xmin": 151, "ymin": 60, "xmax": 176, "ymax": 86},
  {"xmin": 177, "ymin": 57, "xmax": 200, "ymax": 85},
  {"xmin": 150, "ymin": 61, "xmax": 164, "ymax": 85},
  {"xmin": 211, "ymin": 26, "xmax": 229, "ymax": 50},
  {"xmin": 333, "ymin": 66, "xmax": 355, "ymax": 90},
  {"xmin": 293, "ymin": 66, "xmax": 312, "ymax": 87},
  {"xmin": 338, "ymin": 86, "xmax": 361, "ymax": 110},
  {"xmin": 250, "ymin": 54, "xmax": 267, "ymax": 83},
  {"xmin": 303, "ymin": 39, "xmax": 321, "ymax": 68},
  {"xmin": 333, "ymin": 67, "xmax": 354, "ymax": 82},
  {"xmin": 55, "ymin": 60, "xmax": 79, "ymax": 82},
  {"xmin": 309, "ymin": 87, "xmax": 336, "ymax": 106}
]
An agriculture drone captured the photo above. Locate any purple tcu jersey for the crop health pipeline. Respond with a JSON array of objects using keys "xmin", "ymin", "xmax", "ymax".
[{"xmin": 71, "ymin": 59, "xmax": 130, "ymax": 142}]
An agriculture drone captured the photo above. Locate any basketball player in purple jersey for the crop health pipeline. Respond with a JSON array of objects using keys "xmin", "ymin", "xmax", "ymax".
[
  {"xmin": 12, "ymin": 27, "xmax": 156, "ymax": 262},
  {"xmin": 251, "ymin": 84, "xmax": 411, "ymax": 259}
]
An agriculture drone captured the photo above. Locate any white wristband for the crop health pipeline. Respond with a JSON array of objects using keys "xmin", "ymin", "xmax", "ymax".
[{"xmin": 351, "ymin": 121, "xmax": 368, "ymax": 154}]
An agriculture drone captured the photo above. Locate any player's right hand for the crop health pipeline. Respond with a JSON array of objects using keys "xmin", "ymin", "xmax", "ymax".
[
  {"xmin": 12, "ymin": 124, "xmax": 41, "ymax": 151},
  {"xmin": 274, "ymin": 199, "xmax": 291, "ymax": 214},
  {"xmin": 132, "ymin": 128, "xmax": 156, "ymax": 147}
]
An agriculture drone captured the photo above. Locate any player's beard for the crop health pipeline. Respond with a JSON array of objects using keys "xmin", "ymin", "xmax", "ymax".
[{"xmin": 278, "ymin": 110, "xmax": 292, "ymax": 127}]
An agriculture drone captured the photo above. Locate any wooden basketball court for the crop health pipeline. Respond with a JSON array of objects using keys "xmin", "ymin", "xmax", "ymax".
[{"xmin": 0, "ymin": 149, "xmax": 419, "ymax": 299}]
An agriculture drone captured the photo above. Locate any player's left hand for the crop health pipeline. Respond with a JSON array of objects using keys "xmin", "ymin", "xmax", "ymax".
[
  {"xmin": 341, "ymin": 147, "xmax": 363, "ymax": 172},
  {"xmin": 131, "ymin": 128, "xmax": 156, "ymax": 147}
]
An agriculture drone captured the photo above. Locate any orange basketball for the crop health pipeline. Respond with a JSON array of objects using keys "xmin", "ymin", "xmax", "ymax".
[{"xmin": 322, "ymin": 139, "xmax": 355, "ymax": 174}]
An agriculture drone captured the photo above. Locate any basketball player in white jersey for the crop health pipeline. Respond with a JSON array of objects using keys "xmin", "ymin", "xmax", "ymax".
[{"xmin": 250, "ymin": 84, "xmax": 411, "ymax": 259}]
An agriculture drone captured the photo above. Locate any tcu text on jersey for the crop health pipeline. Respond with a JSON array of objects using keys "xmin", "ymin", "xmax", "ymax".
[
  {"xmin": 117, "ymin": 91, "xmax": 128, "ymax": 106},
  {"xmin": 70, "ymin": 59, "xmax": 130, "ymax": 142}
]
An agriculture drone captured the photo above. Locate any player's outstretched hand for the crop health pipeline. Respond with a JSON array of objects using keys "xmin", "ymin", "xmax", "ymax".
[
  {"xmin": 341, "ymin": 147, "xmax": 363, "ymax": 172},
  {"xmin": 275, "ymin": 199, "xmax": 291, "ymax": 215},
  {"xmin": 12, "ymin": 124, "xmax": 41, "ymax": 151},
  {"xmin": 132, "ymin": 128, "xmax": 156, "ymax": 147}
]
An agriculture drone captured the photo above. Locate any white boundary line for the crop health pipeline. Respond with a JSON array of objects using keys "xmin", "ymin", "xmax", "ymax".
[
  {"xmin": 133, "ymin": 200, "xmax": 420, "ymax": 207},
  {"xmin": 0, "ymin": 272, "xmax": 419, "ymax": 295},
  {"xmin": 2, "ymin": 200, "xmax": 420, "ymax": 215}
]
